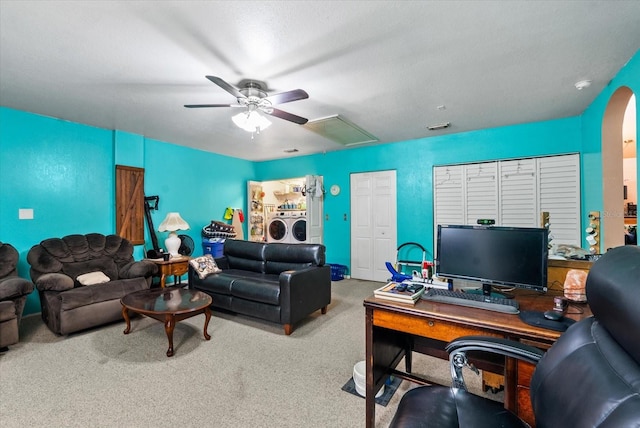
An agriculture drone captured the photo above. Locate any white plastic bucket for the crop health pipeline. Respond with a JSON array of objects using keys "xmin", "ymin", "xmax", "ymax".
[{"xmin": 353, "ymin": 361, "xmax": 384, "ymax": 398}]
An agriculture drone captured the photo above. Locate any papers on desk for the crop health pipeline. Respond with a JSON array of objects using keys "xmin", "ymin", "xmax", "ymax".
[{"xmin": 374, "ymin": 282, "xmax": 425, "ymax": 305}]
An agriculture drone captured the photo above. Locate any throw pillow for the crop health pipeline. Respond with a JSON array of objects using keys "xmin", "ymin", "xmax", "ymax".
[
  {"xmin": 62, "ymin": 258, "xmax": 118, "ymax": 282},
  {"xmin": 189, "ymin": 255, "xmax": 221, "ymax": 279},
  {"xmin": 76, "ymin": 271, "xmax": 111, "ymax": 286}
]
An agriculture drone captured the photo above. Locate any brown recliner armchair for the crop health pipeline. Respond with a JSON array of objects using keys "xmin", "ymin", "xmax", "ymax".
[
  {"xmin": 27, "ymin": 233, "xmax": 157, "ymax": 335},
  {"xmin": 389, "ymin": 245, "xmax": 640, "ymax": 427},
  {"xmin": 0, "ymin": 242, "xmax": 35, "ymax": 350}
]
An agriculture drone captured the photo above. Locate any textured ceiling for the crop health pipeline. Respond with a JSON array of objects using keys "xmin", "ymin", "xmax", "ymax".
[{"xmin": 1, "ymin": 1, "xmax": 639, "ymax": 161}]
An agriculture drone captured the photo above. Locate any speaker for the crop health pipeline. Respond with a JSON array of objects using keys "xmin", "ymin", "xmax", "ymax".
[{"xmin": 146, "ymin": 249, "xmax": 164, "ymax": 259}]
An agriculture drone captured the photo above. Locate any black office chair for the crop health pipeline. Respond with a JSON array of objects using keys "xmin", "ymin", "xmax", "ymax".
[{"xmin": 390, "ymin": 245, "xmax": 640, "ymax": 428}]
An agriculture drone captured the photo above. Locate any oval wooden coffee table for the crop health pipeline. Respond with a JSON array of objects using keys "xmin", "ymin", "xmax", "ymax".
[{"xmin": 121, "ymin": 288, "xmax": 212, "ymax": 357}]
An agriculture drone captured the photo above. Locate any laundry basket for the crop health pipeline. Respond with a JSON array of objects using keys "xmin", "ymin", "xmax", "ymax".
[{"xmin": 330, "ymin": 264, "xmax": 348, "ymax": 281}]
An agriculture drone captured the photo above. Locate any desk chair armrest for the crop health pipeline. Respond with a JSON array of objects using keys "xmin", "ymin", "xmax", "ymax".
[{"xmin": 445, "ymin": 336, "xmax": 545, "ymax": 391}]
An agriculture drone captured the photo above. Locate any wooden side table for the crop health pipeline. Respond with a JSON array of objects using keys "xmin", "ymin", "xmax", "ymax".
[{"xmin": 147, "ymin": 256, "xmax": 190, "ymax": 288}]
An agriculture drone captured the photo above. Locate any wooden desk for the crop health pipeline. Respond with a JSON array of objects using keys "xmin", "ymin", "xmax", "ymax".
[
  {"xmin": 364, "ymin": 290, "xmax": 591, "ymax": 427},
  {"xmin": 147, "ymin": 256, "xmax": 190, "ymax": 288}
]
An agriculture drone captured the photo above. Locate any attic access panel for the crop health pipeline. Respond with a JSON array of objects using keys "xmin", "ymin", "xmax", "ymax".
[{"xmin": 304, "ymin": 115, "xmax": 378, "ymax": 146}]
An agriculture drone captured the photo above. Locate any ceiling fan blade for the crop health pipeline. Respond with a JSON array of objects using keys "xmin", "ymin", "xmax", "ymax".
[
  {"xmin": 264, "ymin": 108, "xmax": 308, "ymax": 125},
  {"xmin": 264, "ymin": 89, "xmax": 309, "ymax": 105},
  {"xmin": 184, "ymin": 104, "xmax": 234, "ymax": 108},
  {"xmin": 206, "ymin": 75, "xmax": 246, "ymax": 99}
]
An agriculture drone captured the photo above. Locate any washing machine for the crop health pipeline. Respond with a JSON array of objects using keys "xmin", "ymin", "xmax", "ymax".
[
  {"xmin": 267, "ymin": 212, "xmax": 289, "ymax": 243},
  {"xmin": 288, "ymin": 211, "xmax": 308, "ymax": 244}
]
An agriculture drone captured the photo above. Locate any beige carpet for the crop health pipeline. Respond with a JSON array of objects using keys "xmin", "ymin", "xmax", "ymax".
[{"xmin": 0, "ymin": 279, "xmax": 501, "ymax": 427}]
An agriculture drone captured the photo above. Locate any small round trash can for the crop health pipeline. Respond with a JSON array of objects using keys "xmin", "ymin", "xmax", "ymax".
[{"xmin": 353, "ymin": 361, "xmax": 384, "ymax": 398}]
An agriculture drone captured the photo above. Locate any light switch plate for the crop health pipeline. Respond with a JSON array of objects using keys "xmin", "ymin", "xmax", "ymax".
[{"xmin": 19, "ymin": 208, "xmax": 34, "ymax": 220}]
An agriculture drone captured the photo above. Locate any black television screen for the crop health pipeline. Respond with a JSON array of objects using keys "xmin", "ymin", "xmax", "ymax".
[{"xmin": 436, "ymin": 224, "xmax": 548, "ymax": 292}]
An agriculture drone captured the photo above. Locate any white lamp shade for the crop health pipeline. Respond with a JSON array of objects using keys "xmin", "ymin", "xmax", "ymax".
[
  {"xmin": 158, "ymin": 213, "xmax": 189, "ymax": 256},
  {"xmin": 158, "ymin": 212, "xmax": 189, "ymax": 232}
]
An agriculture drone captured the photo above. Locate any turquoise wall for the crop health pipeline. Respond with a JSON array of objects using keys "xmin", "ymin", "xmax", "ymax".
[
  {"xmin": 581, "ymin": 50, "xmax": 640, "ymax": 245},
  {"xmin": 255, "ymin": 117, "xmax": 583, "ymax": 267},
  {"xmin": 142, "ymin": 138, "xmax": 255, "ymax": 255},
  {"xmin": 1, "ymin": 49, "xmax": 638, "ymax": 317},
  {"xmin": 0, "ymin": 108, "xmax": 255, "ymax": 315},
  {"xmin": 1, "ymin": 110, "xmax": 114, "ymax": 313}
]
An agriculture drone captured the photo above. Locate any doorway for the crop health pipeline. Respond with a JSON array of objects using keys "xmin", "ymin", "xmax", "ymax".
[
  {"xmin": 248, "ymin": 175, "xmax": 323, "ymax": 244},
  {"xmin": 350, "ymin": 170, "xmax": 397, "ymax": 282},
  {"xmin": 602, "ymin": 87, "xmax": 637, "ymax": 250}
]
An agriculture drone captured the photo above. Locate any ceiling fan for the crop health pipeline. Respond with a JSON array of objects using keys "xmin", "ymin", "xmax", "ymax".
[{"xmin": 185, "ymin": 76, "xmax": 309, "ymax": 126}]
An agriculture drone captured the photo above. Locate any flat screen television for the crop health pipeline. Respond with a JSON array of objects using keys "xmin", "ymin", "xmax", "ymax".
[{"xmin": 436, "ymin": 224, "xmax": 549, "ymax": 293}]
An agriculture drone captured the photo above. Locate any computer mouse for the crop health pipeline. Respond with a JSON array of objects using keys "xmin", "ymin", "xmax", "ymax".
[{"xmin": 543, "ymin": 310, "xmax": 563, "ymax": 321}]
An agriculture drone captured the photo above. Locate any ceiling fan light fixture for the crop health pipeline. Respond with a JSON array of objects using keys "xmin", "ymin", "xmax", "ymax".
[
  {"xmin": 186, "ymin": 76, "xmax": 308, "ymax": 130},
  {"xmin": 232, "ymin": 110, "xmax": 272, "ymax": 133}
]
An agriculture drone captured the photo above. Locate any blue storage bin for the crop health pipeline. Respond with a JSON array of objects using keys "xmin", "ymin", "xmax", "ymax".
[
  {"xmin": 202, "ymin": 238, "xmax": 225, "ymax": 258},
  {"xmin": 329, "ymin": 263, "xmax": 348, "ymax": 281}
]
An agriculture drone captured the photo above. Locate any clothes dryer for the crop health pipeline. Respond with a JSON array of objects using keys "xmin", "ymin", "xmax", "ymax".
[{"xmin": 289, "ymin": 211, "xmax": 308, "ymax": 244}]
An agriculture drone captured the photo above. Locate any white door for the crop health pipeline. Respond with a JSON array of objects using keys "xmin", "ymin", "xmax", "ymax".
[
  {"xmin": 306, "ymin": 175, "xmax": 324, "ymax": 244},
  {"xmin": 350, "ymin": 170, "xmax": 397, "ymax": 282}
]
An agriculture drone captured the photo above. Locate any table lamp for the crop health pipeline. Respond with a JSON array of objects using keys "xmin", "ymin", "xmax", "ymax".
[{"xmin": 158, "ymin": 212, "xmax": 190, "ymax": 256}]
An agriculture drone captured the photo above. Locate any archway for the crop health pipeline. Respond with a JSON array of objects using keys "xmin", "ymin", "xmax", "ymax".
[{"xmin": 602, "ymin": 87, "xmax": 636, "ymax": 250}]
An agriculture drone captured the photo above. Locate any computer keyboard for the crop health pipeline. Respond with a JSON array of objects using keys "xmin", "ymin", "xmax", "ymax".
[{"xmin": 422, "ymin": 289, "xmax": 519, "ymax": 314}]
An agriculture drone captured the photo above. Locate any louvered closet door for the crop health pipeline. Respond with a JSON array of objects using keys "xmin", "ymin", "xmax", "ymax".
[
  {"xmin": 499, "ymin": 159, "xmax": 538, "ymax": 227},
  {"xmin": 433, "ymin": 154, "xmax": 581, "ymax": 248},
  {"xmin": 433, "ymin": 165, "xmax": 465, "ymax": 233},
  {"xmin": 538, "ymin": 154, "xmax": 581, "ymax": 247},
  {"xmin": 464, "ymin": 162, "xmax": 498, "ymax": 225}
]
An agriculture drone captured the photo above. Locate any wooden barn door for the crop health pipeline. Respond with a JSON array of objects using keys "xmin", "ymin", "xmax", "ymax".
[{"xmin": 116, "ymin": 165, "xmax": 145, "ymax": 245}]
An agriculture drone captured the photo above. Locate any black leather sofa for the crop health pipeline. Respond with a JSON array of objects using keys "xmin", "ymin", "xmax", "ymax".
[{"xmin": 188, "ymin": 239, "xmax": 331, "ymax": 335}]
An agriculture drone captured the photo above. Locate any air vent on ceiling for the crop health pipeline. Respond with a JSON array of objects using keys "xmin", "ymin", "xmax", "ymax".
[
  {"xmin": 427, "ymin": 122, "xmax": 451, "ymax": 131},
  {"xmin": 304, "ymin": 115, "xmax": 378, "ymax": 146}
]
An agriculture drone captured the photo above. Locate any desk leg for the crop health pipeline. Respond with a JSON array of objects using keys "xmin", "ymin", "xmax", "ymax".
[
  {"xmin": 164, "ymin": 315, "xmax": 176, "ymax": 357},
  {"xmin": 160, "ymin": 273, "xmax": 167, "ymax": 288},
  {"xmin": 365, "ymin": 308, "xmax": 376, "ymax": 428}
]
